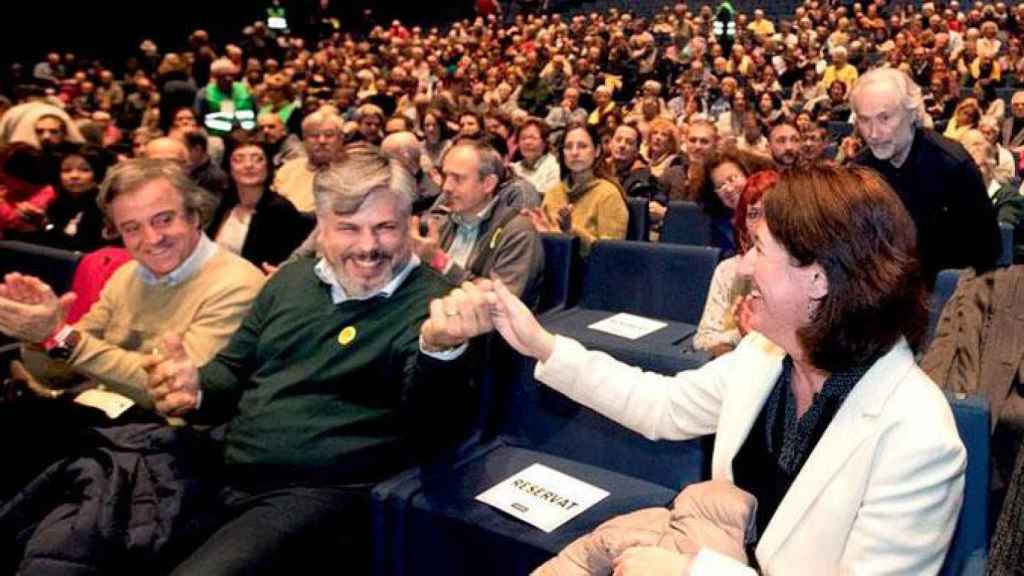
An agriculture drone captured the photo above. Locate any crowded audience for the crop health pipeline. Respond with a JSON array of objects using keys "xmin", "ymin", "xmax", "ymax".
[{"xmin": 2, "ymin": 0, "xmax": 1024, "ymax": 572}]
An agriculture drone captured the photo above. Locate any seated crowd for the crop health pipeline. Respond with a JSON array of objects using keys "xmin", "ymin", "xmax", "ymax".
[{"xmin": 0, "ymin": 0, "xmax": 1023, "ymax": 573}]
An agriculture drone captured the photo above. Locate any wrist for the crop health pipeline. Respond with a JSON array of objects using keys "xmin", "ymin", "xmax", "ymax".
[
  {"xmin": 421, "ymin": 333, "xmax": 464, "ymax": 354},
  {"xmin": 40, "ymin": 323, "xmax": 71, "ymax": 350},
  {"xmin": 42, "ymin": 324, "xmax": 81, "ymax": 361}
]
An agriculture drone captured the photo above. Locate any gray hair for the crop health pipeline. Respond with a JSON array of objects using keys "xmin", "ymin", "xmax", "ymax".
[
  {"xmin": 301, "ymin": 108, "xmax": 345, "ymax": 135},
  {"xmin": 313, "ymin": 151, "xmax": 414, "ymax": 217},
  {"xmin": 850, "ymin": 67, "xmax": 928, "ymax": 128},
  {"xmin": 443, "ymin": 140, "xmax": 506, "ymax": 183},
  {"xmin": 98, "ymin": 158, "xmax": 218, "ymax": 227},
  {"xmin": 381, "ymin": 131, "xmax": 424, "ymax": 170}
]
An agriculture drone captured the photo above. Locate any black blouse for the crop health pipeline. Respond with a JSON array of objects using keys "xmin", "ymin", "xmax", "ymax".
[{"xmin": 732, "ymin": 356, "xmax": 873, "ymax": 557}]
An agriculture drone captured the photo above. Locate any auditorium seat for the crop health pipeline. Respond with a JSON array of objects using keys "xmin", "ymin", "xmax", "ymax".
[
  {"xmin": 660, "ymin": 200, "xmax": 712, "ymax": 247},
  {"xmin": 940, "ymin": 393, "xmax": 990, "ymax": 576},
  {"xmin": 998, "ymin": 222, "xmax": 1013, "ymax": 267},
  {"xmin": 536, "ymin": 233, "xmax": 582, "ymax": 315},
  {"xmin": 926, "ymin": 269, "xmax": 961, "ymax": 349},
  {"xmin": 541, "ymin": 240, "xmax": 718, "ymax": 373},
  {"xmin": 625, "ymin": 197, "xmax": 650, "ymax": 242}
]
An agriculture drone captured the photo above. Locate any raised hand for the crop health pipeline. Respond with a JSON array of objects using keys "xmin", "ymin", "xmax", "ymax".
[
  {"xmin": 143, "ymin": 333, "xmax": 200, "ymax": 417},
  {"xmin": 0, "ymin": 273, "xmax": 76, "ymax": 342},
  {"xmin": 408, "ymin": 214, "xmax": 443, "ymax": 263},
  {"xmin": 525, "ymin": 207, "xmax": 562, "ymax": 233},
  {"xmin": 556, "ymin": 204, "xmax": 574, "ymax": 233},
  {"xmin": 486, "ymin": 277, "xmax": 556, "ymax": 362}
]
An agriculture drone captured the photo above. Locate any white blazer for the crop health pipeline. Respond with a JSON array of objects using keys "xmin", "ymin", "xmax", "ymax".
[{"xmin": 535, "ymin": 332, "xmax": 966, "ymax": 576}]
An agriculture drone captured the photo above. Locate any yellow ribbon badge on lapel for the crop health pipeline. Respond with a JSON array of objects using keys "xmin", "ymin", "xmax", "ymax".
[{"xmin": 338, "ymin": 326, "xmax": 357, "ymax": 347}]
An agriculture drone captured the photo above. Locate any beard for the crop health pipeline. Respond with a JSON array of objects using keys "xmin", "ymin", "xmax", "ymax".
[{"xmin": 329, "ymin": 246, "xmax": 411, "ymax": 298}]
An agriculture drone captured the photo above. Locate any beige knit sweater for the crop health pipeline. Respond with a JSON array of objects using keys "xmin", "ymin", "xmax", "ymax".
[{"xmin": 24, "ymin": 248, "xmax": 265, "ymax": 410}]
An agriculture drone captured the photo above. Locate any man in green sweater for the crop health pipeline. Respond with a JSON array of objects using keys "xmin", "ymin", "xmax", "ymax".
[{"xmin": 146, "ymin": 151, "xmax": 476, "ymax": 574}]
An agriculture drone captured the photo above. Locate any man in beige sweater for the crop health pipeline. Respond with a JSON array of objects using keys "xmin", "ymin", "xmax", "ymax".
[{"xmin": 0, "ymin": 159, "xmax": 265, "ymax": 412}]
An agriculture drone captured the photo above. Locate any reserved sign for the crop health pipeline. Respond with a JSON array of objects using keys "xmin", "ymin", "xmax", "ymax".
[
  {"xmin": 476, "ymin": 463, "xmax": 610, "ymax": 533},
  {"xmin": 588, "ymin": 312, "xmax": 667, "ymax": 340}
]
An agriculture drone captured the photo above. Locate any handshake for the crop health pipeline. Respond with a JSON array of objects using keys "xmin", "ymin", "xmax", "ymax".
[{"xmin": 421, "ymin": 278, "xmax": 556, "ymax": 363}]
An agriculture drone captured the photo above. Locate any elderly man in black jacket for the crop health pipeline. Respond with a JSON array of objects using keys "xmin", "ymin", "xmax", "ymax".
[{"xmin": 851, "ymin": 67, "xmax": 1002, "ymax": 284}]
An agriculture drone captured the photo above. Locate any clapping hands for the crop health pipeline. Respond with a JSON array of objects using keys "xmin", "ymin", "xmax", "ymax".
[{"xmin": 0, "ymin": 273, "xmax": 76, "ymax": 342}]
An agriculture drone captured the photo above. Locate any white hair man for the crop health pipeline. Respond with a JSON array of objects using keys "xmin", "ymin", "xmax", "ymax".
[
  {"xmin": 272, "ymin": 109, "xmax": 346, "ymax": 212},
  {"xmin": 1000, "ymin": 90, "xmax": 1024, "ymax": 154},
  {"xmin": 851, "ymin": 67, "xmax": 1001, "ymax": 283}
]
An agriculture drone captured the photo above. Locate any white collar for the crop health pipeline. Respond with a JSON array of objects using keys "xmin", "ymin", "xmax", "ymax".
[{"xmin": 136, "ymin": 234, "xmax": 217, "ymax": 287}]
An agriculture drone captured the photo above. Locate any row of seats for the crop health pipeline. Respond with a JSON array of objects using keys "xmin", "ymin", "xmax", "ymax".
[
  {"xmin": 632, "ymin": 197, "xmax": 1015, "ymax": 269},
  {"xmin": 627, "ymin": 199, "xmax": 714, "ymax": 245},
  {"xmin": 371, "ymin": 237, "xmax": 991, "ymax": 576},
  {"xmin": 0, "ymin": 237, "xmax": 992, "ymax": 575}
]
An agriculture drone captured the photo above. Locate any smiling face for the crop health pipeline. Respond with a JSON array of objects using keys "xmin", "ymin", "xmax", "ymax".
[
  {"xmin": 110, "ymin": 179, "xmax": 202, "ymax": 278},
  {"xmin": 710, "ymin": 161, "xmax": 746, "ymax": 209},
  {"xmin": 317, "ymin": 188, "xmax": 411, "ymax": 298},
  {"xmin": 738, "ymin": 218, "xmax": 826, "ymax": 353}
]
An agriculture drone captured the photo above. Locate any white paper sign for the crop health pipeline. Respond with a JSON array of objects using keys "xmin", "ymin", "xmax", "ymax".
[
  {"xmin": 476, "ymin": 463, "xmax": 610, "ymax": 533},
  {"xmin": 74, "ymin": 389, "xmax": 135, "ymax": 419},
  {"xmin": 588, "ymin": 312, "xmax": 667, "ymax": 340}
]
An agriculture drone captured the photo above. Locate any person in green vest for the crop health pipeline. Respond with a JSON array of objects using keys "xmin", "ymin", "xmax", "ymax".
[{"xmin": 197, "ymin": 58, "xmax": 256, "ymax": 135}]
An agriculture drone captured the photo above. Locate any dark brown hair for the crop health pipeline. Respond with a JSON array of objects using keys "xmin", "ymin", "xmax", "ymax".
[{"xmin": 764, "ymin": 164, "xmax": 927, "ymax": 371}]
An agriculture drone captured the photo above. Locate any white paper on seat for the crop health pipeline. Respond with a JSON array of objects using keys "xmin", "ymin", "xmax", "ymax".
[
  {"xmin": 476, "ymin": 463, "xmax": 610, "ymax": 533},
  {"xmin": 587, "ymin": 312, "xmax": 667, "ymax": 340},
  {"xmin": 74, "ymin": 389, "xmax": 135, "ymax": 419}
]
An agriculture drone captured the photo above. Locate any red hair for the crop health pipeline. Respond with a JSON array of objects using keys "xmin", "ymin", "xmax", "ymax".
[{"xmin": 733, "ymin": 169, "xmax": 779, "ymax": 253}]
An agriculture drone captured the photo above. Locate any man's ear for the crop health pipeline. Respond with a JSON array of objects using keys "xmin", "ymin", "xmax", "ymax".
[{"xmin": 483, "ymin": 173, "xmax": 499, "ymax": 195}]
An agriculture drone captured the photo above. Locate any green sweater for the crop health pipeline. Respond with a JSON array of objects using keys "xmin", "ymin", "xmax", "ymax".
[{"xmin": 193, "ymin": 259, "xmax": 475, "ymax": 485}]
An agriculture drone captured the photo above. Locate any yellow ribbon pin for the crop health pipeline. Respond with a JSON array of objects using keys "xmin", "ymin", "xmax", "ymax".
[{"xmin": 338, "ymin": 326, "xmax": 357, "ymax": 346}]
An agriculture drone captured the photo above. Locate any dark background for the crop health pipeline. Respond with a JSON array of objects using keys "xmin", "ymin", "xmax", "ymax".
[{"xmin": 0, "ymin": 1, "xmax": 472, "ymax": 71}]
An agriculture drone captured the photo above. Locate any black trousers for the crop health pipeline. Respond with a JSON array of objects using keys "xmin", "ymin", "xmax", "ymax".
[{"xmin": 170, "ymin": 483, "xmax": 372, "ymax": 576}]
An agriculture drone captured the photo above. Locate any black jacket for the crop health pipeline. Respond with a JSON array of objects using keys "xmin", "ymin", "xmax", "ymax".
[
  {"xmin": 856, "ymin": 128, "xmax": 1002, "ymax": 283},
  {"xmin": 0, "ymin": 424, "xmax": 221, "ymax": 575},
  {"xmin": 207, "ymin": 186, "xmax": 315, "ymax": 267}
]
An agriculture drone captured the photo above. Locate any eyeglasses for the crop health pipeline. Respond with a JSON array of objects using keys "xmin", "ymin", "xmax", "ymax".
[{"xmin": 715, "ymin": 173, "xmax": 744, "ymax": 192}]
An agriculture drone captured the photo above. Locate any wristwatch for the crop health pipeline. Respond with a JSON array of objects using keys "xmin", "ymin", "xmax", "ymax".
[{"xmin": 43, "ymin": 325, "xmax": 82, "ymax": 361}]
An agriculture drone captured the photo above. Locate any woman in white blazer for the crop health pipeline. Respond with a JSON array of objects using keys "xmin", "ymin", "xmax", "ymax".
[{"xmin": 422, "ymin": 164, "xmax": 966, "ymax": 576}]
